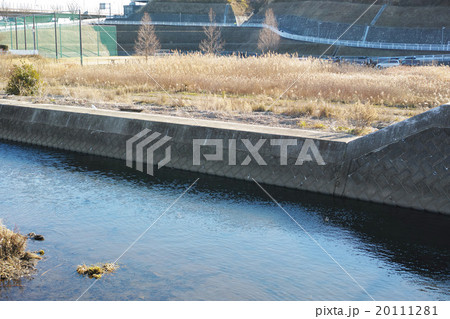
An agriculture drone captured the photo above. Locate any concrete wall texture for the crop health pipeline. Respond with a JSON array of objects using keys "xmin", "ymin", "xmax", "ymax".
[
  {"xmin": 0, "ymin": 101, "xmax": 448, "ymax": 215},
  {"xmin": 249, "ymin": 14, "xmax": 450, "ymax": 45}
]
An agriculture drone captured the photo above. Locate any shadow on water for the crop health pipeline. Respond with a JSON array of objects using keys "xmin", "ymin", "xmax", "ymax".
[
  {"xmin": 0, "ymin": 278, "xmax": 33, "ymax": 299},
  {"xmin": 4, "ymin": 140, "xmax": 449, "ymax": 280},
  {"xmin": 1, "ymin": 139, "xmax": 449, "ymax": 299}
]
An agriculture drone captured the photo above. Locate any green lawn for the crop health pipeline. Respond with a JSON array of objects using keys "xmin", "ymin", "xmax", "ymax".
[{"xmin": 0, "ymin": 23, "xmax": 117, "ymax": 58}]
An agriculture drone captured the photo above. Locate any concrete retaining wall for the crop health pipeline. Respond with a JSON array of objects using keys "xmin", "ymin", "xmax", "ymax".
[
  {"xmin": 0, "ymin": 101, "xmax": 448, "ymax": 215},
  {"xmin": 249, "ymin": 14, "xmax": 450, "ymax": 45}
]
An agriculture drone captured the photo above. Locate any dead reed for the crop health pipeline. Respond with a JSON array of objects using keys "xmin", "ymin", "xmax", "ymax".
[
  {"xmin": 0, "ymin": 222, "xmax": 41, "ymax": 281},
  {"xmin": 1, "ymin": 53, "xmax": 448, "ymax": 134}
]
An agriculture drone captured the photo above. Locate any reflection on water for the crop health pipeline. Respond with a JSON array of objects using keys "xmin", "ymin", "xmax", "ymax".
[{"xmin": 0, "ymin": 140, "xmax": 449, "ymax": 301}]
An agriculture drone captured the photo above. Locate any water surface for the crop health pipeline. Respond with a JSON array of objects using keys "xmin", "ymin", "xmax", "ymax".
[{"xmin": 0, "ymin": 140, "xmax": 449, "ymax": 301}]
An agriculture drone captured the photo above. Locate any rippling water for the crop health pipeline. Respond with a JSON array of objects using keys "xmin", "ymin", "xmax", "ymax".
[{"xmin": 0, "ymin": 140, "xmax": 449, "ymax": 301}]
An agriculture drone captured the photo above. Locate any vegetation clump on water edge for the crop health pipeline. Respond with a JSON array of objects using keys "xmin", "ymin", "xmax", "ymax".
[
  {"xmin": 0, "ymin": 222, "xmax": 43, "ymax": 281},
  {"xmin": 76, "ymin": 263, "xmax": 118, "ymax": 279}
]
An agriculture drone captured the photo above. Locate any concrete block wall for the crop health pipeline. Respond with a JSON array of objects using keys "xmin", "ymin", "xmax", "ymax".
[
  {"xmin": 127, "ymin": 3, "xmax": 236, "ymax": 24},
  {"xmin": 276, "ymin": 15, "xmax": 366, "ymax": 41},
  {"xmin": 0, "ymin": 101, "xmax": 448, "ymax": 215},
  {"xmin": 340, "ymin": 106, "xmax": 450, "ymax": 213},
  {"xmin": 249, "ymin": 14, "xmax": 448, "ymax": 45},
  {"xmin": 366, "ymin": 26, "xmax": 448, "ymax": 45},
  {"xmin": 146, "ymin": 13, "xmax": 236, "ymax": 24}
]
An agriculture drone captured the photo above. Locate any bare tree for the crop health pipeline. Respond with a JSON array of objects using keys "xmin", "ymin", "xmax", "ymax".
[
  {"xmin": 199, "ymin": 8, "xmax": 224, "ymax": 54},
  {"xmin": 257, "ymin": 9, "xmax": 280, "ymax": 53},
  {"xmin": 67, "ymin": 1, "xmax": 81, "ymax": 14},
  {"xmin": 134, "ymin": 12, "xmax": 161, "ymax": 62},
  {"xmin": 0, "ymin": 0, "xmax": 8, "ymax": 14},
  {"xmin": 50, "ymin": 4, "xmax": 64, "ymax": 13}
]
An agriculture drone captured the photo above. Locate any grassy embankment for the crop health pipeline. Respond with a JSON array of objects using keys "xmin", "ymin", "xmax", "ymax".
[{"xmin": 0, "ymin": 54, "xmax": 449, "ymax": 135}]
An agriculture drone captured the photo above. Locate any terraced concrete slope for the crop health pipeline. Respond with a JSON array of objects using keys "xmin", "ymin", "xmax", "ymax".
[
  {"xmin": 114, "ymin": 0, "xmax": 450, "ymax": 55},
  {"xmin": 139, "ymin": 0, "xmax": 450, "ymax": 27},
  {"xmin": 264, "ymin": 0, "xmax": 450, "ymax": 27},
  {"xmin": 134, "ymin": 0, "xmax": 234, "ymax": 21}
]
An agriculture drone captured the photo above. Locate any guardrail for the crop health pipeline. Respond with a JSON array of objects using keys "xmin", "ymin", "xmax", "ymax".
[{"xmin": 99, "ymin": 20, "xmax": 450, "ymax": 52}]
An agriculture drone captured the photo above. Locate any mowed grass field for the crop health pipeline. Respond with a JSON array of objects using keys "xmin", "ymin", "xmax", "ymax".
[
  {"xmin": 0, "ymin": 24, "xmax": 116, "ymax": 58},
  {"xmin": 0, "ymin": 54, "xmax": 449, "ymax": 135}
]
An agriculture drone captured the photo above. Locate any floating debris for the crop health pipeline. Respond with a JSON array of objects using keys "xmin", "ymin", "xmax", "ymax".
[
  {"xmin": 27, "ymin": 233, "xmax": 45, "ymax": 241},
  {"xmin": 76, "ymin": 263, "xmax": 118, "ymax": 279}
]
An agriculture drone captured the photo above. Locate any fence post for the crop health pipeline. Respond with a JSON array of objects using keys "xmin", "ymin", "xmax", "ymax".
[
  {"xmin": 32, "ymin": 15, "xmax": 36, "ymax": 51},
  {"xmin": 59, "ymin": 23, "xmax": 62, "ymax": 58},
  {"xmin": 14, "ymin": 17, "xmax": 18, "ymax": 50},
  {"xmin": 97, "ymin": 27, "xmax": 100, "ymax": 56},
  {"xmin": 23, "ymin": 16, "xmax": 27, "ymax": 50},
  {"xmin": 9, "ymin": 20, "xmax": 13, "ymax": 49},
  {"xmin": 79, "ymin": 10, "xmax": 83, "ymax": 65},
  {"xmin": 54, "ymin": 12, "xmax": 58, "ymax": 59},
  {"xmin": 36, "ymin": 18, "xmax": 39, "ymax": 51}
]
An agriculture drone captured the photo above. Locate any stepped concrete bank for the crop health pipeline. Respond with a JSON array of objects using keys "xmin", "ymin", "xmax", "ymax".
[{"xmin": 0, "ymin": 101, "xmax": 448, "ymax": 215}]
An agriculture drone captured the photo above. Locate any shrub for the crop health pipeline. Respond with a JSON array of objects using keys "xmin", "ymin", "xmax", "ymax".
[
  {"xmin": 252, "ymin": 105, "xmax": 266, "ymax": 112},
  {"xmin": 6, "ymin": 62, "xmax": 41, "ymax": 96}
]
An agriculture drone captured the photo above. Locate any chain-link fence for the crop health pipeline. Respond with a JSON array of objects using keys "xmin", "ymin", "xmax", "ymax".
[{"xmin": 0, "ymin": 12, "xmax": 117, "ymax": 59}]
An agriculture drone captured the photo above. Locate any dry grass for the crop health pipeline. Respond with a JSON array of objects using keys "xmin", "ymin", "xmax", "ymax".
[
  {"xmin": 1, "ymin": 53, "xmax": 449, "ymax": 135},
  {"xmin": 0, "ymin": 222, "xmax": 41, "ymax": 281}
]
